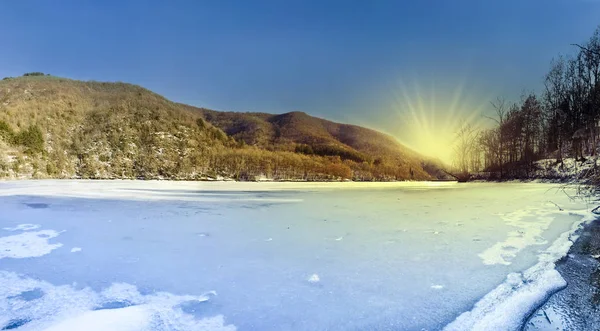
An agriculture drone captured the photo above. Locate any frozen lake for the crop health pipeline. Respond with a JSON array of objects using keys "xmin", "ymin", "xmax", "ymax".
[{"xmin": 0, "ymin": 181, "xmax": 595, "ymax": 331}]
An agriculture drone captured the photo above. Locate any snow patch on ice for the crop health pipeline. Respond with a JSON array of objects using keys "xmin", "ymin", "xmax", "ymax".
[
  {"xmin": 3, "ymin": 224, "xmax": 41, "ymax": 232},
  {"xmin": 70, "ymin": 247, "xmax": 82, "ymax": 253},
  {"xmin": 478, "ymin": 207, "xmax": 557, "ymax": 265},
  {"xmin": 444, "ymin": 209, "xmax": 595, "ymax": 331},
  {"xmin": 0, "ymin": 230, "xmax": 63, "ymax": 259},
  {"xmin": 0, "ymin": 271, "xmax": 235, "ymax": 331},
  {"xmin": 431, "ymin": 285, "xmax": 444, "ymax": 290},
  {"xmin": 42, "ymin": 305, "xmax": 151, "ymax": 331}
]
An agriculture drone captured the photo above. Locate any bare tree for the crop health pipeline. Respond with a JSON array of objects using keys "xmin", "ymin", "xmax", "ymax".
[
  {"xmin": 571, "ymin": 44, "xmax": 600, "ymax": 58},
  {"xmin": 520, "ymin": 94, "xmax": 543, "ymax": 175},
  {"xmin": 452, "ymin": 123, "xmax": 479, "ymax": 174},
  {"xmin": 543, "ymin": 56, "xmax": 568, "ymax": 162},
  {"xmin": 485, "ymin": 97, "xmax": 507, "ymax": 177},
  {"xmin": 457, "ymin": 26, "xmax": 600, "ymax": 181}
]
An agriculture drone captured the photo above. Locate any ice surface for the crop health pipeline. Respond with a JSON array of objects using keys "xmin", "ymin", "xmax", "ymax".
[{"xmin": 0, "ymin": 180, "xmax": 594, "ymax": 330}]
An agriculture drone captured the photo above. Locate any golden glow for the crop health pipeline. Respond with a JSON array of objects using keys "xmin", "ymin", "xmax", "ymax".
[{"xmin": 389, "ymin": 78, "xmax": 491, "ymax": 165}]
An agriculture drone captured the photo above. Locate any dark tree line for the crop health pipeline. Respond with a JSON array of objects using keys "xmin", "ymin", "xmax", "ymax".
[
  {"xmin": 295, "ymin": 143, "xmax": 369, "ymax": 163},
  {"xmin": 22, "ymin": 72, "xmax": 49, "ymax": 77},
  {"xmin": 456, "ymin": 27, "xmax": 600, "ymax": 179}
]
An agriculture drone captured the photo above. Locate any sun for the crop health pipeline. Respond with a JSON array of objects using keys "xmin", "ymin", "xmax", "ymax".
[{"xmin": 388, "ymin": 78, "xmax": 491, "ymax": 165}]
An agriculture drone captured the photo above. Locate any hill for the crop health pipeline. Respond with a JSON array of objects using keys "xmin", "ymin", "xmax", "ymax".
[
  {"xmin": 189, "ymin": 107, "xmax": 447, "ymax": 179},
  {"xmin": 0, "ymin": 75, "xmax": 446, "ymax": 181}
]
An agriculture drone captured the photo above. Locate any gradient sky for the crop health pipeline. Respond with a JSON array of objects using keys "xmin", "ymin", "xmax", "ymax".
[{"xmin": 1, "ymin": 1, "xmax": 599, "ymax": 161}]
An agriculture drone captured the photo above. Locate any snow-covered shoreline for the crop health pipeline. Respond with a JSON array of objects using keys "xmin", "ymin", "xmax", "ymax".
[
  {"xmin": 524, "ymin": 216, "xmax": 600, "ymax": 329},
  {"xmin": 444, "ymin": 209, "xmax": 598, "ymax": 330}
]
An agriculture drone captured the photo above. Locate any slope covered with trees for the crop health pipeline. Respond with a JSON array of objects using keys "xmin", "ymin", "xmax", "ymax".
[
  {"xmin": 453, "ymin": 26, "xmax": 600, "ymax": 180},
  {"xmin": 0, "ymin": 75, "xmax": 443, "ymax": 181},
  {"xmin": 190, "ymin": 108, "xmax": 440, "ymax": 179}
]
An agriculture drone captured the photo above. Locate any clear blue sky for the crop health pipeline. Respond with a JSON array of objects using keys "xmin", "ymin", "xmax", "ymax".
[{"xmin": 1, "ymin": 1, "xmax": 599, "ymax": 155}]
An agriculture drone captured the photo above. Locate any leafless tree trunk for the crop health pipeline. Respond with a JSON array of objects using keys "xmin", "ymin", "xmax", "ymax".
[
  {"xmin": 453, "ymin": 124, "xmax": 479, "ymax": 174},
  {"xmin": 486, "ymin": 97, "xmax": 507, "ymax": 178}
]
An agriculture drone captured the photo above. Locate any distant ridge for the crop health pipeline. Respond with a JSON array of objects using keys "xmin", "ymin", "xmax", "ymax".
[
  {"xmin": 191, "ymin": 107, "xmax": 438, "ymax": 168},
  {"xmin": 0, "ymin": 75, "xmax": 447, "ymax": 181}
]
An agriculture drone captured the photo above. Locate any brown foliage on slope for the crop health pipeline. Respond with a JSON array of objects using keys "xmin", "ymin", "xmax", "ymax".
[
  {"xmin": 192, "ymin": 107, "xmax": 438, "ymax": 179},
  {"xmin": 0, "ymin": 75, "xmax": 441, "ymax": 181}
]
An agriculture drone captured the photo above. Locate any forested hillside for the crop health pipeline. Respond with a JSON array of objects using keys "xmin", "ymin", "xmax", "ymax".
[
  {"xmin": 190, "ymin": 107, "xmax": 444, "ymax": 179},
  {"xmin": 453, "ymin": 26, "xmax": 600, "ymax": 180},
  {"xmin": 0, "ymin": 75, "xmax": 444, "ymax": 181}
]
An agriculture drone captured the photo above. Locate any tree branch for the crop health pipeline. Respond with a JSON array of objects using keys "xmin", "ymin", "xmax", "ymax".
[
  {"xmin": 482, "ymin": 114, "xmax": 500, "ymax": 125},
  {"xmin": 571, "ymin": 43, "xmax": 600, "ymax": 57}
]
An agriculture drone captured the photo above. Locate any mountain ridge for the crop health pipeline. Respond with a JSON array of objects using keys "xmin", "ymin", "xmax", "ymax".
[
  {"xmin": 193, "ymin": 107, "xmax": 433, "ymax": 165},
  {"xmin": 0, "ymin": 75, "xmax": 447, "ymax": 181}
]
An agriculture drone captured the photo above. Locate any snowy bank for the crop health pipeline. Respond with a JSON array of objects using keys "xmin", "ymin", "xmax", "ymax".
[
  {"xmin": 524, "ymin": 217, "xmax": 600, "ymax": 329},
  {"xmin": 444, "ymin": 209, "xmax": 597, "ymax": 331}
]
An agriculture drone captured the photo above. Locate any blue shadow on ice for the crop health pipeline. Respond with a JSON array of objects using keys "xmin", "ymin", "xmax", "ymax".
[
  {"xmin": 94, "ymin": 300, "xmax": 133, "ymax": 310},
  {"xmin": 7, "ymin": 288, "xmax": 44, "ymax": 301},
  {"xmin": 23, "ymin": 203, "xmax": 50, "ymax": 209},
  {"xmin": 2, "ymin": 319, "xmax": 30, "ymax": 330}
]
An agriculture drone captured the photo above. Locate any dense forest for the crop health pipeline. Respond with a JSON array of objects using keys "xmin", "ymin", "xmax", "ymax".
[
  {"xmin": 0, "ymin": 75, "xmax": 444, "ymax": 181},
  {"xmin": 454, "ymin": 26, "xmax": 600, "ymax": 180}
]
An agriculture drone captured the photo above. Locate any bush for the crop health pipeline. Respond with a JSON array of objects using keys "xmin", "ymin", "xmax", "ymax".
[
  {"xmin": 15, "ymin": 125, "xmax": 44, "ymax": 154},
  {"xmin": 312, "ymin": 144, "xmax": 367, "ymax": 163},
  {"xmin": 295, "ymin": 144, "xmax": 314, "ymax": 155},
  {"xmin": 210, "ymin": 127, "xmax": 228, "ymax": 141},
  {"xmin": 46, "ymin": 163, "xmax": 58, "ymax": 176},
  {"xmin": 0, "ymin": 120, "xmax": 14, "ymax": 141},
  {"xmin": 11, "ymin": 157, "xmax": 23, "ymax": 174},
  {"xmin": 23, "ymin": 72, "xmax": 46, "ymax": 77},
  {"xmin": 196, "ymin": 118, "xmax": 206, "ymax": 129}
]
